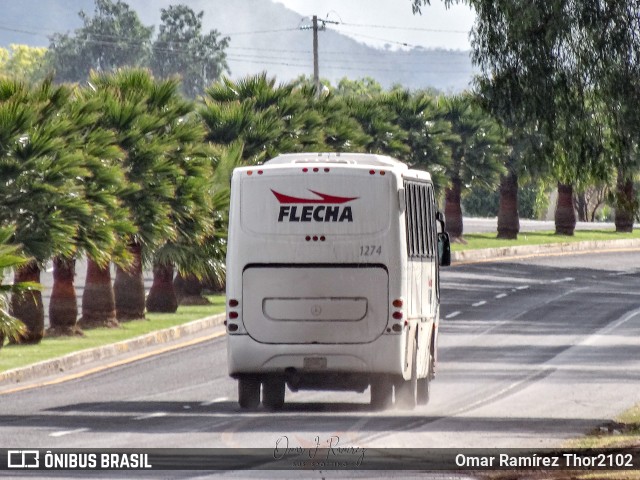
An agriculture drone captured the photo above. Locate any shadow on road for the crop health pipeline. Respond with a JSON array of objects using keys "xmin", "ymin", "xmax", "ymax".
[{"xmin": 0, "ymin": 400, "xmax": 607, "ymax": 439}]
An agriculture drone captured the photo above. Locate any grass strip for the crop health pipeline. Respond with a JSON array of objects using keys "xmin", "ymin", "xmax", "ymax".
[
  {"xmin": 567, "ymin": 403, "xmax": 640, "ymax": 450},
  {"xmin": 0, "ymin": 295, "xmax": 225, "ymax": 373},
  {"xmin": 541, "ymin": 403, "xmax": 640, "ymax": 479},
  {"xmin": 452, "ymin": 229, "xmax": 640, "ymax": 252}
]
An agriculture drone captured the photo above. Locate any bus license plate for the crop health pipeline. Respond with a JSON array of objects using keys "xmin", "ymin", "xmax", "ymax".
[{"xmin": 304, "ymin": 357, "xmax": 327, "ymax": 370}]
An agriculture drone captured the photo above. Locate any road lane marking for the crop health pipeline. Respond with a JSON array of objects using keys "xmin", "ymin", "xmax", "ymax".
[
  {"xmin": 472, "ymin": 301, "xmax": 487, "ymax": 307},
  {"xmin": 50, "ymin": 428, "xmax": 89, "ymax": 437},
  {"xmin": 0, "ymin": 330, "xmax": 227, "ymax": 396},
  {"xmin": 452, "ymin": 366, "xmax": 557, "ymax": 416},
  {"xmin": 134, "ymin": 412, "xmax": 168, "ymax": 421},
  {"xmin": 201, "ymin": 397, "xmax": 229, "ymax": 406},
  {"xmin": 550, "ymin": 277, "xmax": 575, "ymax": 283},
  {"xmin": 477, "ymin": 287, "xmax": 587, "ymax": 336},
  {"xmin": 495, "ymin": 293, "xmax": 507, "ymax": 299},
  {"xmin": 445, "ymin": 311, "xmax": 461, "ymax": 319},
  {"xmin": 455, "ymin": 306, "xmax": 640, "ymax": 416},
  {"xmin": 515, "ymin": 285, "xmax": 529, "ymax": 290}
]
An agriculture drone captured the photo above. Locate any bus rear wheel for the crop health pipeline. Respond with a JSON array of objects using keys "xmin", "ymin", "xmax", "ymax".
[
  {"xmin": 395, "ymin": 336, "xmax": 418, "ymax": 410},
  {"xmin": 238, "ymin": 376, "xmax": 260, "ymax": 409},
  {"xmin": 262, "ymin": 377, "xmax": 285, "ymax": 410},
  {"xmin": 417, "ymin": 349, "xmax": 434, "ymax": 405}
]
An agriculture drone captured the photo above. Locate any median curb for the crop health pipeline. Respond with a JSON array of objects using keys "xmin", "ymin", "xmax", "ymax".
[
  {"xmin": 451, "ymin": 238, "xmax": 640, "ymax": 264},
  {"xmin": 0, "ymin": 313, "xmax": 226, "ymax": 386}
]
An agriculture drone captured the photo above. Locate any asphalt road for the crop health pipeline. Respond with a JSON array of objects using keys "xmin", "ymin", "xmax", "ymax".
[{"xmin": 1, "ymin": 250, "xmax": 639, "ymax": 478}]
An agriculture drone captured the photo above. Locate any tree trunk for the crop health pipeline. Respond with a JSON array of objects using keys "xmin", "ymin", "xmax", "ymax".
[
  {"xmin": 10, "ymin": 261, "xmax": 44, "ymax": 344},
  {"xmin": 575, "ymin": 192, "xmax": 588, "ymax": 222},
  {"xmin": 555, "ymin": 182, "xmax": 576, "ymax": 236},
  {"xmin": 79, "ymin": 258, "xmax": 118, "ymax": 328},
  {"xmin": 114, "ymin": 242, "xmax": 146, "ymax": 321},
  {"xmin": 497, "ymin": 171, "xmax": 520, "ymax": 239},
  {"xmin": 146, "ymin": 261, "xmax": 178, "ymax": 313},
  {"xmin": 444, "ymin": 177, "xmax": 464, "ymax": 239},
  {"xmin": 174, "ymin": 272, "xmax": 211, "ymax": 306},
  {"xmin": 614, "ymin": 169, "xmax": 635, "ymax": 233},
  {"xmin": 48, "ymin": 256, "xmax": 80, "ymax": 335}
]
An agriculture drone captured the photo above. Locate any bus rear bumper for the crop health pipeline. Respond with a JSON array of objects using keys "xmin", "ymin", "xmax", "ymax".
[{"xmin": 227, "ymin": 334, "xmax": 404, "ymax": 380}]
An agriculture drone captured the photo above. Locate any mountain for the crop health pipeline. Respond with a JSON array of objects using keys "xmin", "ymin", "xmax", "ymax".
[{"xmin": 0, "ymin": 0, "xmax": 475, "ymax": 92}]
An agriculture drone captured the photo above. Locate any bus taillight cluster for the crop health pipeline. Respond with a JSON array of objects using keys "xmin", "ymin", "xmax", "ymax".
[
  {"xmin": 227, "ymin": 299, "xmax": 240, "ymax": 332},
  {"xmin": 391, "ymin": 298, "xmax": 403, "ymax": 332}
]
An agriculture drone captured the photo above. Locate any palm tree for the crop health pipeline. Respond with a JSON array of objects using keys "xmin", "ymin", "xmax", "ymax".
[
  {"xmin": 49, "ymin": 91, "xmax": 133, "ymax": 332},
  {"xmin": 147, "ymin": 144, "xmax": 240, "ymax": 311},
  {"xmin": 381, "ymin": 88, "xmax": 453, "ymax": 189},
  {"xmin": 551, "ymin": 90, "xmax": 611, "ymax": 236},
  {"xmin": 145, "ymin": 109, "xmax": 216, "ymax": 312},
  {"xmin": 0, "ymin": 228, "xmax": 38, "ymax": 347},
  {"xmin": 87, "ymin": 69, "xmax": 192, "ymax": 321},
  {"xmin": 0, "ymin": 78, "xmax": 88, "ymax": 343},
  {"xmin": 439, "ymin": 94, "xmax": 507, "ymax": 240},
  {"xmin": 202, "ymin": 73, "xmax": 325, "ymax": 163},
  {"xmin": 306, "ymin": 88, "xmax": 370, "ymax": 153},
  {"xmin": 342, "ymin": 93, "xmax": 409, "ymax": 158}
]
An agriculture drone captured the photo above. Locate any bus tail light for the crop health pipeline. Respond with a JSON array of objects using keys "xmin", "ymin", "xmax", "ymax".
[
  {"xmin": 228, "ymin": 298, "xmax": 241, "ymax": 332},
  {"xmin": 392, "ymin": 311, "xmax": 403, "ymax": 320},
  {"xmin": 392, "ymin": 299, "xmax": 403, "ymax": 308},
  {"xmin": 391, "ymin": 324, "xmax": 402, "ymax": 333}
]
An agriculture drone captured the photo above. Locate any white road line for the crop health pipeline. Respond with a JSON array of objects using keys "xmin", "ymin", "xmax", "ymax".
[
  {"xmin": 200, "ymin": 397, "xmax": 229, "ymax": 406},
  {"xmin": 472, "ymin": 301, "xmax": 487, "ymax": 307},
  {"xmin": 134, "ymin": 412, "xmax": 168, "ymax": 421},
  {"xmin": 445, "ymin": 311, "xmax": 461, "ymax": 319},
  {"xmin": 550, "ymin": 277, "xmax": 575, "ymax": 283},
  {"xmin": 516, "ymin": 285, "xmax": 530, "ymax": 290},
  {"xmin": 49, "ymin": 428, "xmax": 89, "ymax": 437},
  {"xmin": 495, "ymin": 293, "xmax": 508, "ymax": 299}
]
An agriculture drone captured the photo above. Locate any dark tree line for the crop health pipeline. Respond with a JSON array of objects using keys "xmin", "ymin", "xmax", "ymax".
[
  {"xmin": 47, "ymin": 0, "xmax": 229, "ymax": 98},
  {"xmin": 412, "ymin": 0, "xmax": 640, "ymax": 236}
]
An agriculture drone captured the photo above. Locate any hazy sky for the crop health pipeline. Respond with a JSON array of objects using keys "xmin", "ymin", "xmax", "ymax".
[{"xmin": 273, "ymin": 0, "xmax": 475, "ymax": 51}]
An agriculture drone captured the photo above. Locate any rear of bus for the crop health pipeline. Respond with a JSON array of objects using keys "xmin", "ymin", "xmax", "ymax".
[{"xmin": 226, "ymin": 153, "xmax": 412, "ymax": 408}]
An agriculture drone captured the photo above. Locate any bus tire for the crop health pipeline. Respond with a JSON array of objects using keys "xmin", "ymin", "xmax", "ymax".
[
  {"xmin": 238, "ymin": 376, "xmax": 260, "ymax": 409},
  {"xmin": 395, "ymin": 336, "xmax": 417, "ymax": 410},
  {"xmin": 262, "ymin": 377, "xmax": 285, "ymax": 410},
  {"xmin": 370, "ymin": 376, "xmax": 393, "ymax": 410},
  {"xmin": 417, "ymin": 349, "xmax": 433, "ymax": 406}
]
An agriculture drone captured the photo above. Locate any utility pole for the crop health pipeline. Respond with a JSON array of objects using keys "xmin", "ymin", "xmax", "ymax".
[
  {"xmin": 300, "ymin": 15, "xmax": 339, "ymax": 98},
  {"xmin": 312, "ymin": 15, "xmax": 320, "ymax": 96}
]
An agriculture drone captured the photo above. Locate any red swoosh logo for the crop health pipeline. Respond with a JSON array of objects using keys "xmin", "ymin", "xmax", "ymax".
[{"xmin": 271, "ymin": 189, "xmax": 359, "ymax": 204}]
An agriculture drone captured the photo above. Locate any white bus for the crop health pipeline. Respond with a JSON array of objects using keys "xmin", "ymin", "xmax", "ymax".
[{"xmin": 225, "ymin": 152, "xmax": 450, "ymax": 410}]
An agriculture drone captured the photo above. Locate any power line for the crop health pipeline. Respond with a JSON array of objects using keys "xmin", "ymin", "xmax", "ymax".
[
  {"xmin": 328, "ymin": 29, "xmax": 419, "ymax": 48},
  {"xmin": 226, "ymin": 55, "xmax": 474, "ymax": 74},
  {"xmin": 337, "ymin": 21, "xmax": 469, "ymax": 34},
  {"xmin": 222, "ymin": 28, "xmax": 299, "ymax": 36},
  {"xmin": 227, "ymin": 45, "xmax": 470, "ymax": 57},
  {"xmin": 227, "ymin": 51, "xmax": 470, "ymax": 67},
  {"xmin": 0, "ymin": 21, "xmax": 473, "ymax": 74},
  {"xmin": 0, "ymin": 23, "xmax": 300, "ymax": 42}
]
